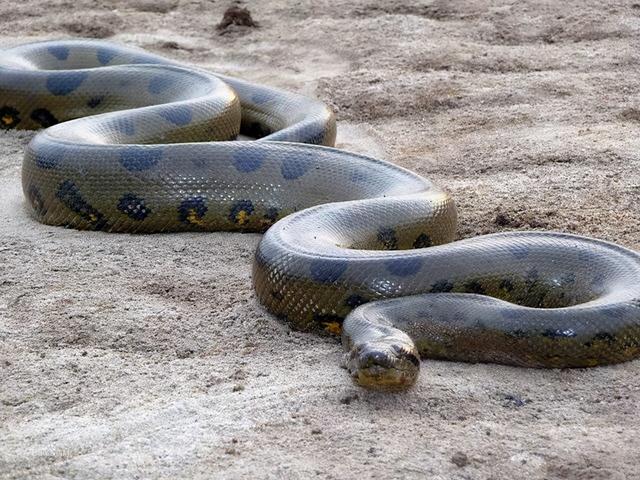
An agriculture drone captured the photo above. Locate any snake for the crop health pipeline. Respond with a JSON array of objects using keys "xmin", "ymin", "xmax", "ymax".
[{"xmin": 2, "ymin": 39, "xmax": 640, "ymax": 390}]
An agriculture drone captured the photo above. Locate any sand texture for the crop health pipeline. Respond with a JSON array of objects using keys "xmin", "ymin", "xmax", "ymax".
[{"xmin": 1, "ymin": 1, "xmax": 640, "ymax": 479}]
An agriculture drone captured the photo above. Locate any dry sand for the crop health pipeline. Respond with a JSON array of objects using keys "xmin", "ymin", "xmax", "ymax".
[{"xmin": 1, "ymin": 1, "xmax": 640, "ymax": 478}]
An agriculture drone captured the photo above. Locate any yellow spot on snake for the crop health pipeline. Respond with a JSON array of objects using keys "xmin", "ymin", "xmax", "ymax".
[
  {"xmin": 323, "ymin": 321, "xmax": 342, "ymax": 336},
  {"xmin": 89, "ymin": 213, "xmax": 98, "ymax": 223},
  {"xmin": 585, "ymin": 358, "xmax": 600, "ymax": 367},
  {"xmin": 186, "ymin": 208, "xmax": 205, "ymax": 225},
  {"xmin": 235, "ymin": 210, "xmax": 250, "ymax": 225},
  {"xmin": 1, "ymin": 114, "xmax": 13, "ymax": 126}
]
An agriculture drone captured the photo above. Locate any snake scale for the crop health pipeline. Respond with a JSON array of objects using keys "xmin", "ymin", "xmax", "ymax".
[{"xmin": 2, "ymin": 40, "xmax": 640, "ymax": 390}]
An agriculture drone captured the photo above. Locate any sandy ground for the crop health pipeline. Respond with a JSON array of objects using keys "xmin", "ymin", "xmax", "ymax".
[{"xmin": 1, "ymin": 1, "xmax": 640, "ymax": 478}]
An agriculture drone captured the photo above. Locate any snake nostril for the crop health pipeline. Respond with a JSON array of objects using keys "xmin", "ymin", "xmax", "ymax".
[{"xmin": 405, "ymin": 353, "xmax": 420, "ymax": 367}]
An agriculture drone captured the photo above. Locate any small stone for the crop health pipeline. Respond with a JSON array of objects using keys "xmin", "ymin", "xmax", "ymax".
[
  {"xmin": 340, "ymin": 393, "xmax": 359, "ymax": 405},
  {"xmin": 494, "ymin": 210, "xmax": 518, "ymax": 227},
  {"xmin": 217, "ymin": 6, "xmax": 258, "ymax": 33},
  {"xmin": 451, "ymin": 451, "xmax": 469, "ymax": 467},
  {"xmin": 176, "ymin": 348, "xmax": 195, "ymax": 359},
  {"xmin": 2, "ymin": 397, "xmax": 26, "ymax": 407},
  {"xmin": 502, "ymin": 393, "xmax": 530, "ymax": 408}
]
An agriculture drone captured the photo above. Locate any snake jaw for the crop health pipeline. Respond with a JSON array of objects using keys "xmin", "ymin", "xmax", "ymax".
[{"xmin": 345, "ymin": 337, "xmax": 420, "ymax": 391}]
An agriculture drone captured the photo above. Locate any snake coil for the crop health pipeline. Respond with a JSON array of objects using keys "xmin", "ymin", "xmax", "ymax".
[{"xmin": 2, "ymin": 40, "xmax": 640, "ymax": 390}]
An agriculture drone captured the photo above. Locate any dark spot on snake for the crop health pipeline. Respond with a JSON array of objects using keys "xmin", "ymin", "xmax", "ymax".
[
  {"xmin": 309, "ymin": 258, "xmax": 348, "ymax": 283},
  {"xmin": 542, "ymin": 328, "xmax": 577, "ymax": 339},
  {"xmin": 271, "ymin": 290, "xmax": 284, "ymax": 301},
  {"xmin": 56, "ymin": 180, "xmax": 106, "ymax": 229},
  {"xmin": 47, "ymin": 45, "xmax": 69, "ymax": 60},
  {"xmin": 506, "ymin": 328, "xmax": 530, "ymax": 339},
  {"xmin": 96, "ymin": 47, "xmax": 117, "ymax": 65},
  {"xmin": 350, "ymin": 169, "xmax": 368, "ymax": 183},
  {"xmin": 148, "ymin": 75, "xmax": 175, "ymax": 94},
  {"xmin": 264, "ymin": 207, "xmax": 279, "ymax": 222},
  {"xmin": 511, "ymin": 244, "xmax": 530, "ymax": 260},
  {"xmin": 34, "ymin": 144, "xmax": 66, "ymax": 169},
  {"xmin": 117, "ymin": 193, "xmax": 150, "ymax": 220},
  {"xmin": 385, "ymin": 257, "xmax": 423, "ymax": 277},
  {"xmin": 132, "ymin": 55, "xmax": 167, "ymax": 65},
  {"xmin": 281, "ymin": 152, "xmax": 314, "ymax": 180},
  {"xmin": 158, "ymin": 105, "xmax": 193, "ymax": 126},
  {"xmin": 188, "ymin": 157, "xmax": 207, "ymax": 169},
  {"xmin": 585, "ymin": 332, "xmax": 616, "ymax": 347},
  {"xmin": 0, "ymin": 105, "xmax": 20, "ymax": 129},
  {"xmin": 114, "ymin": 117, "xmax": 135, "ymax": 136},
  {"xmin": 26, "ymin": 184, "xmax": 47, "ymax": 216},
  {"xmin": 87, "ymin": 96, "xmax": 104, "ymax": 108},
  {"xmin": 232, "ymin": 147, "xmax": 266, "ymax": 172},
  {"xmin": 229, "ymin": 199, "xmax": 254, "ymax": 225},
  {"xmin": 119, "ymin": 146, "xmax": 162, "ymax": 171},
  {"xmin": 377, "ymin": 227, "xmax": 398, "ymax": 250},
  {"xmin": 500, "ymin": 278, "xmax": 515, "ymax": 292},
  {"xmin": 463, "ymin": 279, "xmax": 485, "ymax": 295},
  {"xmin": 46, "ymin": 72, "xmax": 89, "ymax": 96},
  {"xmin": 345, "ymin": 294, "xmax": 369, "ymax": 308},
  {"xmin": 30, "ymin": 108, "xmax": 58, "ymax": 128},
  {"xmin": 525, "ymin": 268, "xmax": 539, "ymax": 282},
  {"xmin": 413, "ymin": 233, "xmax": 431, "ymax": 248},
  {"xmin": 430, "ymin": 279, "xmax": 454, "ymax": 293},
  {"xmin": 178, "ymin": 196, "xmax": 208, "ymax": 225},
  {"xmin": 251, "ymin": 91, "xmax": 272, "ymax": 105}
]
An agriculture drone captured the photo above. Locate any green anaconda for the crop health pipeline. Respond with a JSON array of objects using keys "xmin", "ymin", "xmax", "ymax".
[{"xmin": 2, "ymin": 40, "xmax": 639, "ymax": 390}]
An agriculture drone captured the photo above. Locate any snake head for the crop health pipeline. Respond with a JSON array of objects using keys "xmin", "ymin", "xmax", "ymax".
[{"xmin": 345, "ymin": 337, "xmax": 420, "ymax": 391}]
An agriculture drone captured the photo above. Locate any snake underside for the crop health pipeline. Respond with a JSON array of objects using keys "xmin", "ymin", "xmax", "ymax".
[{"xmin": 2, "ymin": 39, "xmax": 640, "ymax": 390}]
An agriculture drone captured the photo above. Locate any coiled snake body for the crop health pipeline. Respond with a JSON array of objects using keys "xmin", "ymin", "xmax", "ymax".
[{"xmin": 2, "ymin": 40, "xmax": 640, "ymax": 389}]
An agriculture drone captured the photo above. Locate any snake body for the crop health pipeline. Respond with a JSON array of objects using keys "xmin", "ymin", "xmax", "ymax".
[{"xmin": 2, "ymin": 40, "xmax": 640, "ymax": 389}]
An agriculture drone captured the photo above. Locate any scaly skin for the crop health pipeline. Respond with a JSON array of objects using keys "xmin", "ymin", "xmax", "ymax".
[{"xmin": 2, "ymin": 40, "xmax": 640, "ymax": 391}]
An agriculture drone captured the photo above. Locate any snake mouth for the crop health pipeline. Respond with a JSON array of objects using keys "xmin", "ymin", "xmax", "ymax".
[{"xmin": 346, "ymin": 340, "xmax": 420, "ymax": 391}]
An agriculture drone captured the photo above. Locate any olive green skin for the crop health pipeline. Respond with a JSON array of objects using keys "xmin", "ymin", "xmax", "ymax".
[{"xmin": 2, "ymin": 40, "xmax": 640, "ymax": 391}]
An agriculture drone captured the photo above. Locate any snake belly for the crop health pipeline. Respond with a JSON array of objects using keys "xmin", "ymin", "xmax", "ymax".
[{"xmin": 2, "ymin": 40, "xmax": 640, "ymax": 390}]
